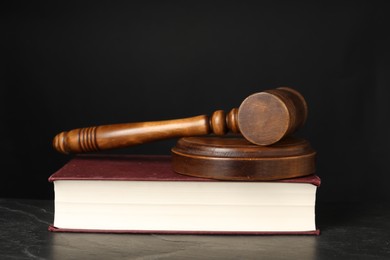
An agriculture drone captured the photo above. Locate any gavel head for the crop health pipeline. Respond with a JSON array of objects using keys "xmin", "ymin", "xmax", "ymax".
[{"xmin": 236, "ymin": 87, "xmax": 308, "ymax": 145}]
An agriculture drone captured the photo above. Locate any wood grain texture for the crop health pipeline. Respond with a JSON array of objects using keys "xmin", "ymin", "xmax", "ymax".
[
  {"xmin": 171, "ymin": 136, "xmax": 316, "ymax": 181},
  {"xmin": 237, "ymin": 87, "xmax": 307, "ymax": 145},
  {"xmin": 53, "ymin": 87, "xmax": 308, "ymax": 154}
]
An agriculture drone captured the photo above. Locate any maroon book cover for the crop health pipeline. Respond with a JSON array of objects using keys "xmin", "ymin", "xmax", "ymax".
[
  {"xmin": 49, "ymin": 154, "xmax": 321, "ymax": 235},
  {"xmin": 49, "ymin": 154, "xmax": 209, "ymax": 182},
  {"xmin": 48, "ymin": 226, "xmax": 320, "ymax": 235},
  {"xmin": 49, "ymin": 154, "xmax": 321, "ymax": 185}
]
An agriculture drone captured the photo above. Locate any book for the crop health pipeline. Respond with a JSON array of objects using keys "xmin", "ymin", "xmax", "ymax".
[{"xmin": 48, "ymin": 154, "xmax": 321, "ymax": 235}]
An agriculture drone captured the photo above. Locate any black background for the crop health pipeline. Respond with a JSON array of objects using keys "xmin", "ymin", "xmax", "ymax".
[{"xmin": 2, "ymin": 0, "xmax": 389, "ymax": 202}]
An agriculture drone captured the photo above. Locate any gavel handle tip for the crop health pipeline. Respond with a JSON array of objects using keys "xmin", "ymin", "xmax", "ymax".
[{"xmin": 53, "ymin": 132, "xmax": 69, "ymax": 154}]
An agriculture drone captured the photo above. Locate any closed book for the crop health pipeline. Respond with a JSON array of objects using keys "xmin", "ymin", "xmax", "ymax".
[{"xmin": 48, "ymin": 154, "xmax": 321, "ymax": 235}]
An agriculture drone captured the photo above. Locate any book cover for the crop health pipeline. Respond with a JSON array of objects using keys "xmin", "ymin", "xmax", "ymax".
[
  {"xmin": 49, "ymin": 154, "xmax": 321, "ymax": 185},
  {"xmin": 48, "ymin": 154, "xmax": 321, "ymax": 235}
]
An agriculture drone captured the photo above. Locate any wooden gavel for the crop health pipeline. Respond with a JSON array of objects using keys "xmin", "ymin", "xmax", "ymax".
[{"xmin": 53, "ymin": 87, "xmax": 307, "ymax": 154}]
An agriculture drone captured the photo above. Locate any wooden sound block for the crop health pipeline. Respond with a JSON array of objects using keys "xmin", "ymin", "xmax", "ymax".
[{"xmin": 171, "ymin": 136, "xmax": 316, "ymax": 181}]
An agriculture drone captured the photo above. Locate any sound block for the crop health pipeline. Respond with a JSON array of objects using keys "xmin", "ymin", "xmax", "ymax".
[{"xmin": 171, "ymin": 136, "xmax": 316, "ymax": 181}]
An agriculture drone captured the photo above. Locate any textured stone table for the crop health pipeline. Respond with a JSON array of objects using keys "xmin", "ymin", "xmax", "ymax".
[{"xmin": 0, "ymin": 199, "xmax": 389, "ymax": 259}]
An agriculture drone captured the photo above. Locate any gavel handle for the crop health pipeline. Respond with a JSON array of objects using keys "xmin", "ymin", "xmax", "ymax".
[{"xmin": 53, "ymin": 109, "xmax": 239, "ymax": 154}]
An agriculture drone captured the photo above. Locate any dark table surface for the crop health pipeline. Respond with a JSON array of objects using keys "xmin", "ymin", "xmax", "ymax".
[{"xmin": 0, "ymin": 199, "xmax": 389, "ymax": 260}]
